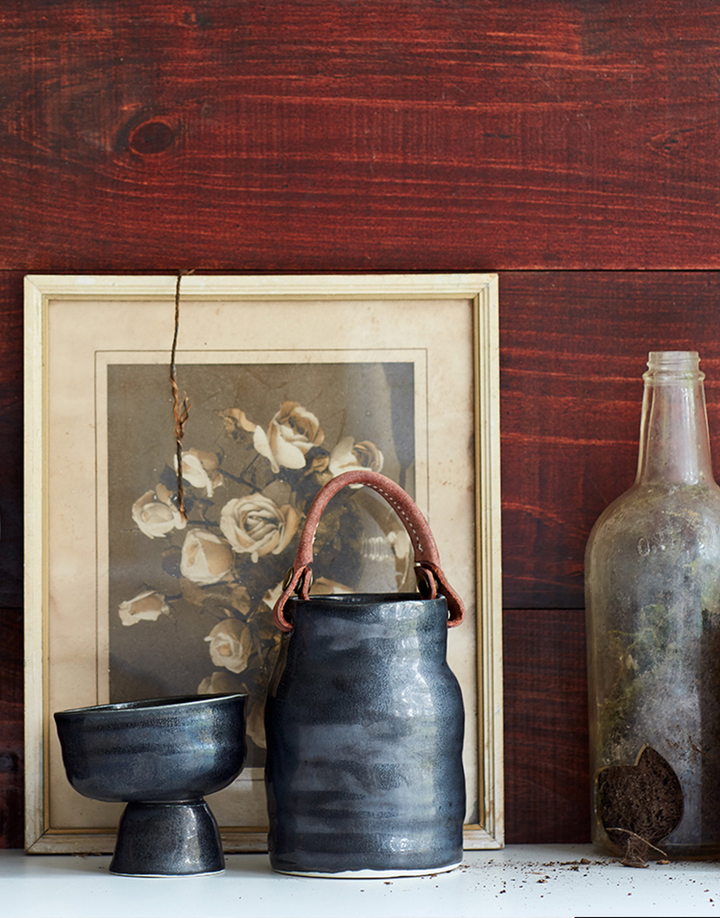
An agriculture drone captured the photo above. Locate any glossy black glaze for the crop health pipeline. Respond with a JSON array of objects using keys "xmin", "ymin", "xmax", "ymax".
[
  {"xmin": 111, "ymin": 800, "xmax": 225, "ymax": 877},
  {"xmin": 265, "ymin": 594, "xmax": 465, "ymax": 876},
  {"xmin": 54, "ymin": 693, "xmax": 247, "ymax": 876}
]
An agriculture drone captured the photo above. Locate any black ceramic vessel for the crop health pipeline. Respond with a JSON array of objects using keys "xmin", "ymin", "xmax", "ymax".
[
  {"xmin": 54, "ymin": 693, "xmax": 247, "ymax": 877},
  {"xmin": 265, "ymin": 594, "xmax": 465, "ymax": 877}
]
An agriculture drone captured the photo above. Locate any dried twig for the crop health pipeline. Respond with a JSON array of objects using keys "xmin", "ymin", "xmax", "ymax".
[
  {"xmin": 606, "ymin": 827, "xmax": 669, "ymax": 868},
  {"xmin": 171, "ymin": 270, "xmax": 194, "ymax": 519}
]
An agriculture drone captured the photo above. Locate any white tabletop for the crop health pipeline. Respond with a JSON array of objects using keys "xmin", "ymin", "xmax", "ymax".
[{"xmin": 2, "ymin": 845, "xmax": 719, "ymax": 917}]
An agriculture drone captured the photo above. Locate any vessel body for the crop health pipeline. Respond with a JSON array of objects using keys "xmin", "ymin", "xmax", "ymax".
[
  {"xmin": 585, "ymin": 351, "xmax": 720, "ymax": 856},
  {"xmin": 264, "ymin": 593, "xmax": 466, "ymax": 876}
]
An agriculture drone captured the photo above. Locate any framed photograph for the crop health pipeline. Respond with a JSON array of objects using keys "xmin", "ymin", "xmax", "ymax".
[{"xmin": 24, "ymin": 273, "xmax": 502, "ymax": 853}]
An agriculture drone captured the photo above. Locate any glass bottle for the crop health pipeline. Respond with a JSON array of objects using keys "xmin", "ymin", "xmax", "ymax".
[{"xmin": 585, "ymin": 351, "xmax": 720, "ymax": 857}]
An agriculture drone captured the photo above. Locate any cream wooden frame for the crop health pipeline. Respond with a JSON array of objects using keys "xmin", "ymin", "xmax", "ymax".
[{"xmin": 24, "ymin": 273, "xmax": 502, "ymax": 853}]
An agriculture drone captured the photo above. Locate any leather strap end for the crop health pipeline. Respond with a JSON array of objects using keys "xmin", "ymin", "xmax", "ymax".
[
  {"xmin": 418, "ymin": 561, "xmax": 465, "ymax": 627},
  {"xmin": 272, "ymin": 566, "xmax": 310, "ymax": 633}
]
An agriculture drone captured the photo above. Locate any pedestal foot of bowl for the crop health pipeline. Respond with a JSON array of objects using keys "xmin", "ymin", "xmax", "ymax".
[{"xmin": 110, "ymin": 799, "xmax": 224, "ymax": 877}]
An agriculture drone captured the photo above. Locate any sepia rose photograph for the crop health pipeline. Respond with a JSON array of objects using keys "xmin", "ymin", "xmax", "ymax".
[{"xmin": 106, "ymin": 360, "xmax": 417, "ymax": 767}]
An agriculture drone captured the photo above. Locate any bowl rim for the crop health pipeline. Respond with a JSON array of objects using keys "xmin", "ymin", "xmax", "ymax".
[{"xmin": 53, "ymin": 692, "xmax": 248, "ymax": 720}]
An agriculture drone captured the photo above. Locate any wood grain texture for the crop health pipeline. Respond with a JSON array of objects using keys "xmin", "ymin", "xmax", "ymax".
[
  {"xmin": 0, "ymin": 276, "xmax": 24, "ymax": 849},
  {"xmin": 0, "ymin": 608, "xmax": 23, "ymax": 849},
  {"xmin": 501, "ymin": 270, "xmax": 720, "ymax": 610},
  {"xmin": 1, "ymin": 1, "xmax": 720, "ymax": 270},
  {"xmin": 503, "ymin": 608, "xmax": 590, "ymax": 844},
  {"xmin": 0, "ymin": 274, "xmax": 24, "ymax": 611}
]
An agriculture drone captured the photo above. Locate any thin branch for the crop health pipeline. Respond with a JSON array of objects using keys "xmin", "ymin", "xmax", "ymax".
[{"xmin": 171, "ymin": 270, "xmax": 194, "ymax": 519}]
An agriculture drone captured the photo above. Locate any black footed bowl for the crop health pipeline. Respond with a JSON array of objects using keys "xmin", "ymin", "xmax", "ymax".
[{"xmin": 54, "ymin": 693, "xmax": 247, "ymax": 877}]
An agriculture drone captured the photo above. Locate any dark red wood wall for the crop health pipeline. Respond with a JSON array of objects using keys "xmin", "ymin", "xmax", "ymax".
[{"xmin": 2, "ymin": 0, "xmax": 720, "ymax": 847}]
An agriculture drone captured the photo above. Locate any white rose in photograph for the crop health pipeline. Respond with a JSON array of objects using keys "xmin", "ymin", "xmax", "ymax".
[
  {"xmin": 204, "ymin": 618, "xmax": 252, "ymax": 674},
  {"xmin": 180, "ymin": 529, "xmax": 234, "ymax": 584},
  {"xmin": 174, "ymin": 447, "xmax": 223, "ymax": 498},
  {"xmin": 253, "ymin": 401, "xmax": 325, "ymax": 473},
  {"xmin": 118, "ymin": 591, "xmax": 170, "ymax": 627},
  {"xmin": 220, "ymin": 494, "xmax": 300, "ymax": 563},
  {"xmin": 197, "ymin": 670, "xmax": 246, "ymax": 694},
  {"xmin": 218, "ymin": 407, "xmax": 255, "ymax": 439},
  {"xmin": 262, "ymin": 579, "xmax": 285, "ymax": 609},
  {"xmin": 131, "ymin": 485, "xmax": 187, "ymax": 539},
  {"xmin": 328, "ymin": 436, "xmax": 384, "ymax": 479}
]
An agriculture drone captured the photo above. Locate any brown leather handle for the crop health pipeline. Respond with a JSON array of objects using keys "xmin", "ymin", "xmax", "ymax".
[{"xmin": 272, "ymin": 469, "xmax": 465, "ymax": 632}]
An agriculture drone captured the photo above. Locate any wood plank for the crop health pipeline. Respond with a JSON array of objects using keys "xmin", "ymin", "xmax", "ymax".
[
  {"xmin": 1, "ymin": 2, "xmax": 720, "ymax": 270},
  {"xmin": 503, "ymin": 608, "xmax": 589, "ymax": 844},
  {"xmin": 500, "ymin": 270, "xmax": 720, "ymax": 609},
  {"xmin": 0, "ymin": 609, "xmax": 23, "ymax": 850},
  {"xmin": 0, "ymin": 274, "xmax": 24, "ymax": 609}
]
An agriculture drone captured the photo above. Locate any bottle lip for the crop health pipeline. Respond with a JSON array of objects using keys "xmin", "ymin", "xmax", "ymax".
[{"xmin": 644, "ymin": 350, "xmax": 704, "ymax": 382}]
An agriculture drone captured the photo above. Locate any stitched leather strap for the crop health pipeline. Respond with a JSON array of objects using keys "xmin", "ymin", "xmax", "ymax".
[{"xmin": 272, "ymin": 469, "xmax": 465, "ymax": 632}]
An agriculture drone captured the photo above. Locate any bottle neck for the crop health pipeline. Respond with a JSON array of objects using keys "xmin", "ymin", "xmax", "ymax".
[{"xmin": 636, "ymin": 351, "xmax": 714, "ymax": 486}]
